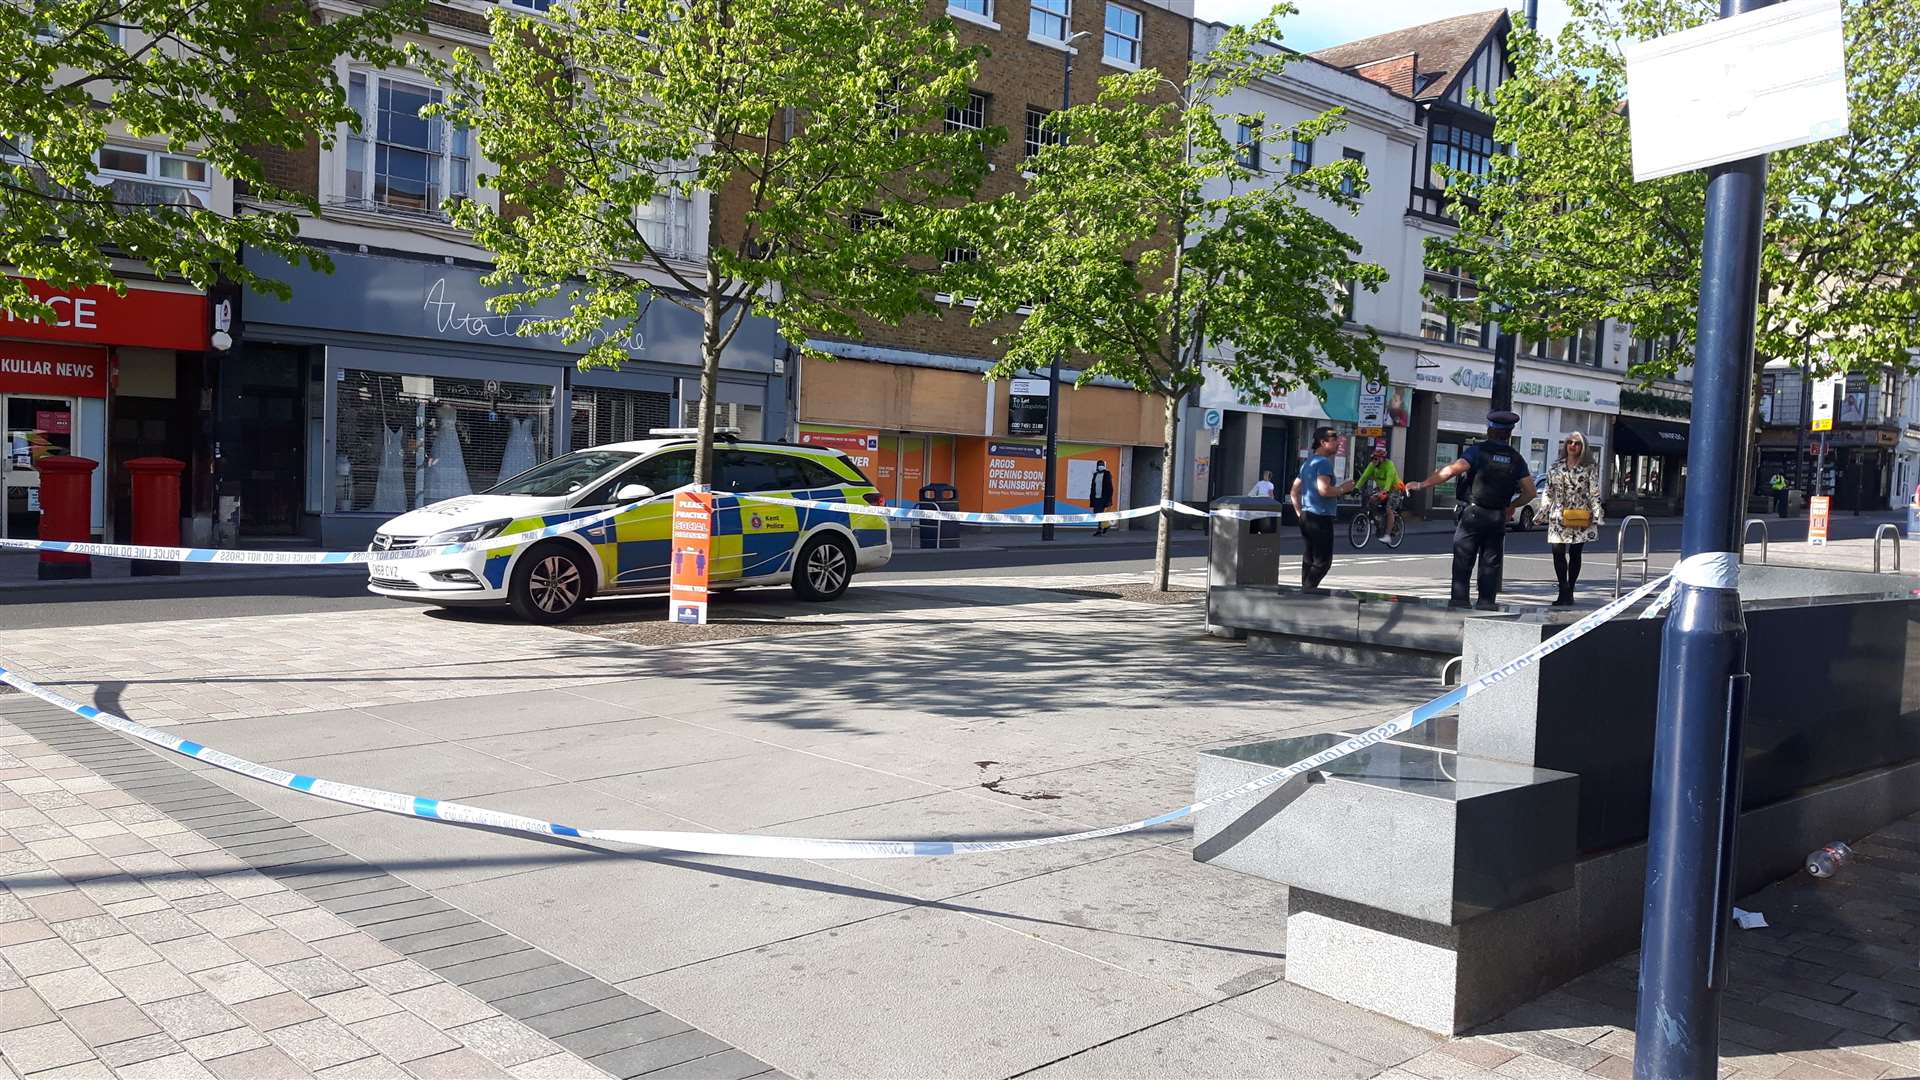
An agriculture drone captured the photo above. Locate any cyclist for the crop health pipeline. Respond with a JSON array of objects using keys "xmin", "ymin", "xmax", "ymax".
[{"xmin": 1354, "ymin": 443, "xmax": 1403, "ymax": 537}]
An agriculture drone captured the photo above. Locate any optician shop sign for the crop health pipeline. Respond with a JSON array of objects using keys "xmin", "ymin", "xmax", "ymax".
[
  {"xmin": 1416, "ymin": 357, "xmax": 1620, "ymax": 413},
  {"xmin": 3, "ymin": 278, "xmax": 209, "ymax": 352}
]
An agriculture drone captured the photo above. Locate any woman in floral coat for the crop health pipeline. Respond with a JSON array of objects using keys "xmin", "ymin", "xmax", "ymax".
[{"xmin": 1543, "ymin": 432, "xmax": 1604, "ymax": 606}]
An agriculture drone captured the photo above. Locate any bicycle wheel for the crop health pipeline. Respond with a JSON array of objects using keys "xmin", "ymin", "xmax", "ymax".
[
  {"xmin": 1385, "ymin": 513, "xmax": 1405, "ymax": 549},
  {"xmin": 1348, "ymin": 512, "xmax": 1373, "ymax": 548}
]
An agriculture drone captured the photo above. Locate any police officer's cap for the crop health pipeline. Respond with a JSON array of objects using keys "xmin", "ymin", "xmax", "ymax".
[{"xmin": 1486, "ymin": 410, "xmax": 1520, "ymax": 430}]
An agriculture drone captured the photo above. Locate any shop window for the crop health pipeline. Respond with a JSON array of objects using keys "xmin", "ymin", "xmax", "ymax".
[
  {"xmin": 572, "ymin": 387, "xmax": 672, "ymax": 451},
  {"xmin": 333, "ymin": 370, "xmax": 553, "ymax": 513},
  {"xmin": 342, "ymin": 73, "xmax": 471, "ymax": 218},
  {"xmin": 680, "ymin": 400, "xmax": 764, "ymax": 440}
]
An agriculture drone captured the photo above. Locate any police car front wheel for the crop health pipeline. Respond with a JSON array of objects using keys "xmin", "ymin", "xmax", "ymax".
[
  {"xmin": 793, "ymin": 534, "xmax": 854, "ymax": 602},
  {"xmin": 510, "ymin": 545, "xmax": 593, "ymax": 623}
]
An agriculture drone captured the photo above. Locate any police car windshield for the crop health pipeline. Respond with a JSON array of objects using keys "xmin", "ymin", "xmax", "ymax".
[{"xmin": 487, "ymin": 451, "xmax": 639, "ymax": 497}]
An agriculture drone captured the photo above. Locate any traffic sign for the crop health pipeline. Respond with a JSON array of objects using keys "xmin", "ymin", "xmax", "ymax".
[
  {"xmin": 1356, "ymin": 379, "xmax": 1387, "ymax": 438},
  {"xmin": 1202, "ymin": 408, "xmax": 1223, "ymax": 430}
]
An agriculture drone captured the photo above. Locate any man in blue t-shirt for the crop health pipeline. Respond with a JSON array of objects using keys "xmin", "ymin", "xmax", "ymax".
[{"xmin": 1289, "ymin": 426, "xmax": 1355, "ymax": 590}]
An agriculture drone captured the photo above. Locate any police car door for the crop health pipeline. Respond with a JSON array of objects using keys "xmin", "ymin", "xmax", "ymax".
[
  {"xmin": 588, "ymin": 449, "xmax": 692, "ymax": 591},
  {"xmin": 712, "ymin": 449, "xmax": 803, "ymax": 583}
]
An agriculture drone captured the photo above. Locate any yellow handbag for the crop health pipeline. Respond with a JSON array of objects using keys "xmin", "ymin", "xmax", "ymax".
[{"xmin": 1560, "ymin": 508, "xmax": 1592, "ymax": 529}]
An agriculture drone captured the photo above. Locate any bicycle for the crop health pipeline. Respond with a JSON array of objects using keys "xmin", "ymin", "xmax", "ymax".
[{"xmin": 1347, "ymin": 487, "xmax": 1407, "ymax": 549}]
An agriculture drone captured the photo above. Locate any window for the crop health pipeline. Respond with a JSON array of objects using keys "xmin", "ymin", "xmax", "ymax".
[
  {"xmin": 333, "ymin": 370, "xmax": 554, "ymax": 513},
  {"xmin": 636, "ymin": 172, "xmax": 698, "ymax": 259},
  {"xmin": 715, "ymin": 450, "xmax": 798, "ymax": 493},
  {"xmin": 494, "ymin": 451, "xmax": 637, "ymax": 499},
  {"xmin": 1338, "ymin": 279, "xmax": 1357, "ymax": 323},
  {"xmin": 851, "ymin": 209, "xmax": 884, "ymax": 232},
  {"xmin": 94, "ymin": 145, "xmax": 211, "ymax": 208},
  {"xmin": 1030, "ymin": 0, "xmax": 1069, "ymax": 41},
  {"xmin": 1573, "ymin": 322, "xmax": 1604, "ymax": 367},
  {"xmin": 1103, "ymin": 4, "xmax": 1142, "ymax": 66},
  {"xmin": 946, "ymin": 91, "xmax": 989, "ymax": 133},
  {"xmin": 948, "ymin": 0, "xmax": 992, "ymax": 20},
  {"xmin": 1422, "ymin": 270, "xmax": 1488, "ymax": 348},
  {"xmin": 621, "ymin": 451, "xmax": 695, "ymax": 500},
  {"xmin": 943, "ymin": 246, "xmax": 980, "ymax": 265},
  {"xmin": 506, "ymin": 0, "xmax": 551, "ymax": 10},
  {"xmin": 1428, "ymin": 122, "xmax": 1494, "ymax": 187},
  {"xmin": 343, "ymin": 73, "xmax": 471, "ymax": 217},
  {"xmin": 1289, "ymin": 136, "xmax": 1313, "ymax": 176},
  {"xmin": 1024, "ymin": 107, "xmax": 1062, "ymax": 158},
  {"xmin": 1234, "ymin": 121, "xmax": 1262, "ymax": 170},
  {"xmin": 571, "ymin": 387, "xmax": 672, "ymax": 451},
  {"xmin": 1340, "ymin": 147, "xmax": 1365, "ymax": 196}
]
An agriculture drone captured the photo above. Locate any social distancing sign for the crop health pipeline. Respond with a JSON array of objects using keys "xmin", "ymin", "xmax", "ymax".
[{"xmin": 670, "ymin": 490, "xmax": 714, "ymax": 624}]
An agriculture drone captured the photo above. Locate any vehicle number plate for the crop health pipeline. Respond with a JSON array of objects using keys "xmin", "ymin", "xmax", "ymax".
[{"xmin": 369, "ymin": 562, "xmax": 406, "ymax": 582}]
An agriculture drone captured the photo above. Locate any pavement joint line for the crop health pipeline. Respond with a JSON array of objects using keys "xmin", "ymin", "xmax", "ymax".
[{"xmin": 0, "ymin": 690, "xmax": 772, "ymax": 1079}]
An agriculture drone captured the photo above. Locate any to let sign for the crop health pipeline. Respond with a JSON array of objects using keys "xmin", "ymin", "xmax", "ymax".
[
  {"xmin": 2, "ymin": 278, "xmax": 209, "ymax": 351},
  {"xmin": 669, "ymin": 490, "xmax": 714, "ymax": 625},
  {"xmin": 1624, "ymin": 0, "xmax": 1849, "ymax": 182},
  {"xmin": 0, "ymin": 343, "xmax": 109, "ymax": 398}
]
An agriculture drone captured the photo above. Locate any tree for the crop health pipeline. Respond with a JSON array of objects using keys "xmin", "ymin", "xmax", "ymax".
[
  {"xmin": 433, "ymin": 0, "xmax": 993, "ymax": 482},
  {"xmin": 959, "ymin": 11, "xmax": 1388, "ymax": 590},
  {"xmin": 1436, "ymin": 0, "xmax": 1920, "ymax": 400},
  {"xmin": 1, "ymin": 0, "xmax": 423, "ymax": 319}
]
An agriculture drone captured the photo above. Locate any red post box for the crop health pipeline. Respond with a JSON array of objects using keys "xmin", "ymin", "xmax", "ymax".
[
  {"xmin": 34, "ymin": 455, "xmax": 97, "ymax": 580},
  {"xmin": 127, "ymin": 457, "xmax": 185, "ymax": 577}
]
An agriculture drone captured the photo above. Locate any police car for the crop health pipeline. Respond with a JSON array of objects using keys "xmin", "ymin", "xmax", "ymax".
[{"xmin": 365, "ymin": 433, "xmax": 892, "ymax": 622}]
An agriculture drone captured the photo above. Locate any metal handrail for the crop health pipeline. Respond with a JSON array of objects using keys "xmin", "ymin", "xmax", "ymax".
[
  {"xmin": 1874, "ymin": 523, "xmax": 1901, "ymax": 573},
  {"xmin": 1615, "ymin": 515, "xmax": 1651, "ymax": 598},
  {"xmin": 1440, "ymin": 655, "xmax": 1463, "ymax": 687},
  {"xmin": 1741, "ymin": 519, "xmax": 1769, "ymax": 564}
]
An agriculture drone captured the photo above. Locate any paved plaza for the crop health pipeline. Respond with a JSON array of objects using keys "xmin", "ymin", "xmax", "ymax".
[{"xmin": 3, "ymin": 573, "xmax": 1919, "ymax": 1078}]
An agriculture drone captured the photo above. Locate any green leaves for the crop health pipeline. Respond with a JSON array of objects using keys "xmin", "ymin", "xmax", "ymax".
[
  {"xmin": 966, "ymin": 8, "xmax": 1386, "ymax": 405},
  {"xmin": 434, "ymin": 0, "xmax": 992, "ymax": 374},
  {"xmin": 0, "ymin": 0, "xmax": 424, "ymax": 320},
  {"xmin": 1442, "ymin": 0, "xmax": 1920, "ymax": 381}
]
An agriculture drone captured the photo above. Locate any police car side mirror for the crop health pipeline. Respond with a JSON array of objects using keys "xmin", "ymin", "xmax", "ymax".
[{"xmin": 615, "ymin": 484, "xmax": 654, "ymax": 502}]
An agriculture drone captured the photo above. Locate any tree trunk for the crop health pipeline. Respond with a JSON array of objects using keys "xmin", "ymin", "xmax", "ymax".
[
  {"xmin": 1153, "ymin": 392, "xmax": 1179, "ymax": 592},
  {"xmin": 694, "ymin": 255, "xmax": 722, "ymax": 486}
]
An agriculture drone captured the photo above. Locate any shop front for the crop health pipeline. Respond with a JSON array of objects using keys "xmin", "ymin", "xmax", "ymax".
[
  {"xmin": 1197, "ymin": 368, "xmax": 1400, "ymax": 504},
  {"xmin": 1413, "ymin": 355, "xmax": 1621, "ymax": 512},
  {"xmin": 795, "ymin": 351, "xmax": 1163, "ymax": 517},
  {"xmin": 1, "ymin": 278, "xmax": 209, "ymax": 541},
  {"xmin": 1609, "ymin": 415, "xmax": 1690, "ymax": 515},
  {"xmin": 240, "ymin": 249, "xmax": 785, "ymax": 548}
]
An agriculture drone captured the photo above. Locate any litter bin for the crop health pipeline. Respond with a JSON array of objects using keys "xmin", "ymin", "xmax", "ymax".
[
  {"xmin": 1208, "ymin": 496, "xmax": 1285, "ymax": 590},
  {"xmin": 916, "ymin": 483, "xmax": 960, "ymax": 549}
]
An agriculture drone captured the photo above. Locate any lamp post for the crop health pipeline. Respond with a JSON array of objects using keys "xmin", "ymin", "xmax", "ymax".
[{"xmin": 1040, "ymin": 27, "xmax": 1094, "ymax": 542}]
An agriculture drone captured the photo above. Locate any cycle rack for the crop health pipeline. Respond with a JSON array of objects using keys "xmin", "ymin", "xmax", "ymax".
[
  {"xmin": 1875, "ymin": 524, "xmax": 1901, "ymax": 573},
  {"xmin": 1614, "ymin": 515, "xmax": 1651, "ymax": 598},
  {"xmin": 1741, "ymin": 518, "xmax": 1769, "ymax": 564}
]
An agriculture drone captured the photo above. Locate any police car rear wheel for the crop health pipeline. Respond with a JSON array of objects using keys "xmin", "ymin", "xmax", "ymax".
[
  {"xmin": 793, "ymin": 534, "xmax": 853, "ymax": 602},
  {"xmin": 510, "ymin": 546, "xmax": 590, "ymax": 623}
]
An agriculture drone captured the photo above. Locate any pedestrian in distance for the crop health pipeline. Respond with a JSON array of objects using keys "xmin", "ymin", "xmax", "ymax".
[
  {"xmin": 1248, "ymin": 469, "xmax": 1277, "ymax": 534},
  {"xmin": 1771, "ymin": 471, "xmax": 1789, "ymax": 518},
  {"xmin": 1089, "ymin": 460, "xmax": 1115, "ymax": 535},
  {"xmin": 1290, "ymin": 426, "xmax": 1355, "ymax": 591},
  {"xmin": 1543, "ymin": 432, "xmax": 1603, "ymax": 607},
  {"xmin": 1408, "ymin": 410, "xmax": 1535, "ymax": 610}
]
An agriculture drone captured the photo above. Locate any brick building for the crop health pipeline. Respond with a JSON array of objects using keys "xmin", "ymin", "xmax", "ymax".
[{"xmin": 794, "ymin": 0, "xmax": 1196, "ymax": 516}]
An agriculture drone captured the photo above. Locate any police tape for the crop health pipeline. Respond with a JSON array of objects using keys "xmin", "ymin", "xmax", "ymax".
[
  {"xmin": 0, "ymin": 486, "xmax": 693, "ymax": 566},
  {"xmin": 0, "ymin": 495, "xmax": 1278, "ymax": 565},
  {"xmin": 0, "ymin": 574, "xmax": 1670, "ymax": 859}
]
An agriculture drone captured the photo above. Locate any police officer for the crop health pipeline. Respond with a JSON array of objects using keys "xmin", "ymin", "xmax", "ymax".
[
  {"xmin": 1770, "ymin": 472, "xmax": 1789, "ymax": 518},
  {"xmin": 1409, "ymin": 410, "xmax": 1536, "ymax": 610}
]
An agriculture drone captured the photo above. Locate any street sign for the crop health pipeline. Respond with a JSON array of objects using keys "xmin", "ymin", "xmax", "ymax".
[
  {"xmin": 669, "ymin": 490, "xmax": 714, "ymax": 625},
  {"xmin": 1202, "ymin": 408, "xmax": 1223, "ymax": 430},
  {"xmin": 1357, "ymin": 379, "xmax": 1387, "ymax": 437},
  {"xmin": 1808, "ymin": 495, "xmax": 1830, "ymax": 547},
  {"xmin": 1624, "ymin": 0, "xmax": 1849, "ymax": 182},
  {"xmin": 1810, "ymin": 373, "xmax": 1842, "ymax": 432}
]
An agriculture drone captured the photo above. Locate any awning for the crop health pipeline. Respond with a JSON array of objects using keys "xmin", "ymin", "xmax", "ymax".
[{"xmin": 1613, "ymin": 416, "xmax": 1689, "ymax": 457}]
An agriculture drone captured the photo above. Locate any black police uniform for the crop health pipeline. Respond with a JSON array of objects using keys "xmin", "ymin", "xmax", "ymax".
[{"xmin": 1450, "ymin": 436, "xmax": 1525, "ymax": 609}]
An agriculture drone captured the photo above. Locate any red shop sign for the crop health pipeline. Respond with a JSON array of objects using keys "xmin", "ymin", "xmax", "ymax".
[
  {"xmin": 3, "ymin": 278, "xmax": 208, "ymax": 351},
  {"xmin": 0, "ymin": 342, "xmax": 110, "ymax": 398}
]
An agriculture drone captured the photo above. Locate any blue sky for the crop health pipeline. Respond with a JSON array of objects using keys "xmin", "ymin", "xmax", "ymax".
[{"xmin": 1192, "ymin": 0, "xmax": 1572, "ymax": 53}]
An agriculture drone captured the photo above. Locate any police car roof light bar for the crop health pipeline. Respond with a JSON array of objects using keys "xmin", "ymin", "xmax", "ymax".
[{"xmin": 648, "ymin": 427, "xmax": 742, "ymax": 440}]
